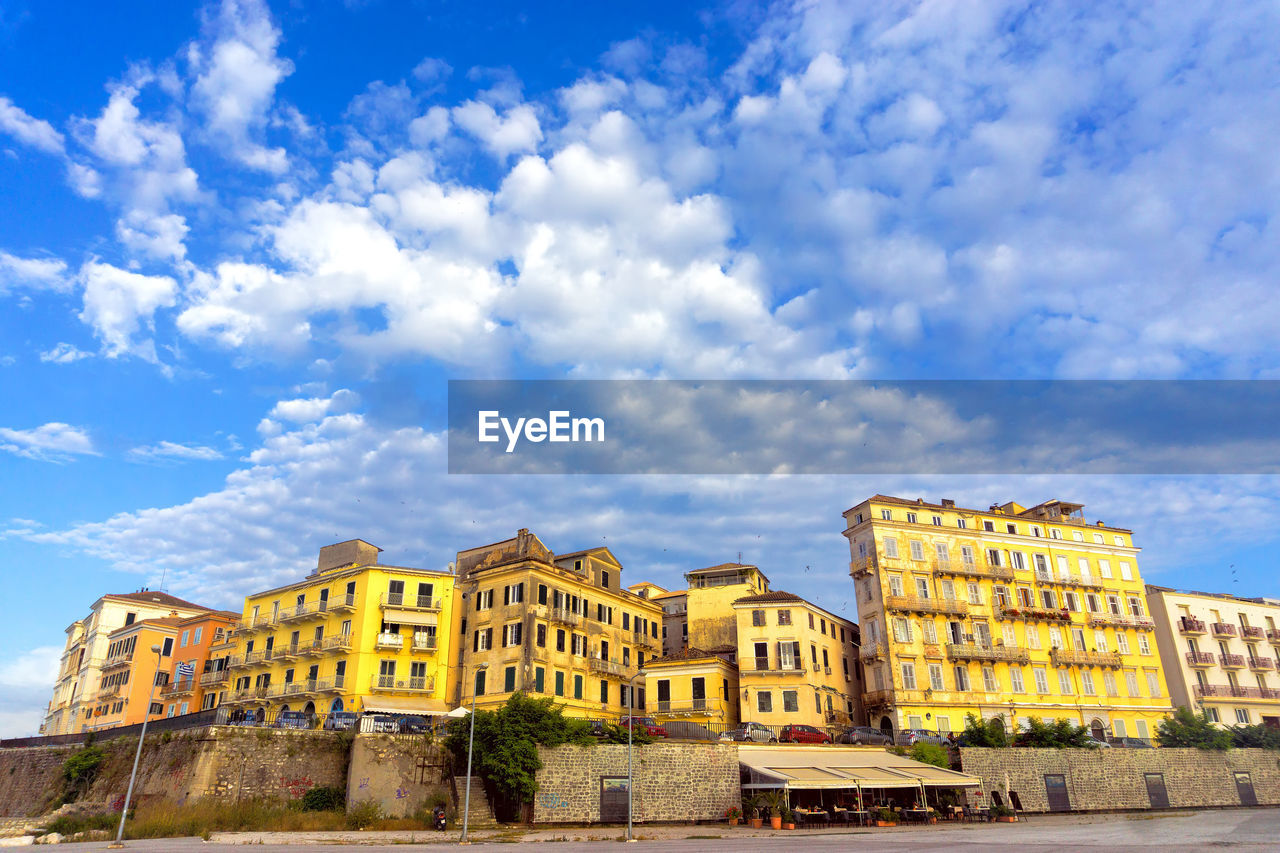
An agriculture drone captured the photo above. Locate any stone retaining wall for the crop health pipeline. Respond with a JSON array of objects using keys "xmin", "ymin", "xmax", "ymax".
[
  {"xmin": 532, "ymin": 742, "xmax": 739, "ymax": 824},
  {"xmin": 958, "ymin": 747, "xmax": 1280, "ymax": 812},
  {"xmin": 346, "ymin": 734, "xmax": 452, "ymax": 818}
]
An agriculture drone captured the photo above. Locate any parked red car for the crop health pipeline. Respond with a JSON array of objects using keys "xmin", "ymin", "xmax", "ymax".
[
  {"xmin": 619, "ymin": 716, "xmax": 669, "ymax": 738},
  {"xmin": 779, "ymin": 724, "xmax": 831, "ymax": 744}
]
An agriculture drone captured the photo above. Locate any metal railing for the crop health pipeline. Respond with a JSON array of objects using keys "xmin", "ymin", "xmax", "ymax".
[
  {"xmin": 1178, "ymin": 617, "xmax": 1207, "ymax": 633},
  {"xmin": 323, "ymin": 635, "xmax": 353, "ymax": 651},
  {"xmin": 1195, "ymin": 684, "xmax": 1280, "ymax": 700},
  {"xmin": 200, "ymin": 670, "xmax": 230, "ymax": 686},
  {"xmin": 328, "ymin": 593, "xmax": 357, "ymax": 611},
  {"xmin": 1241, "ymin": 626, "xmax": 1264, "ymax": 639},
  {"xmin": 859, "ymin": 642, "xmax": 887, "ymax": 661},
  {"xmin": 1247, "ymin": 657, "xmax": 1275, "ymax": 671},
  {"xmin": 945, "ymin": 643, "xmax": 1031, "ymax": 664},
  {"xmin": 371, "ymin": 675, "xmax": 434, "ymax": 692},
  {"xmin": 995, "ymin": 605, "xmax": 1072, "ymax": 623},
  {"xmin": 1210, "ymin": 622, "xmax": 1237, "ymax": 637},
  {"xmin": 1185, "ymin": 651, "xmax": 1216, "ymax": 666},
  {"xmin": 411, "ymin": 634, "xmax": 438, "ymax": 652},
  {"xmin": 654, "ymin": 699, "xmax": 710, "ymax": 714},
  {"xmin": 549, "ymin": 607, "xmax": 582, "ymax": 626},
  {"xmin": 1049, "ymin": 649, "xmax": 1122, "ymax": 668},
  {"xmin": 934, "ymin": 560, "xmax": 1014, "ymax": 581},
  {"xmin": 1218, "ymin": 653, "xmax": 1246, "ymax": 668},
  {"xmin": 381, "ymin": 593, "xmax": 443, "ymax": 611},
  {"xmin": 101, "ymin": 654, "xmax": 132, "ymax": 671},
  {"xmin": 885, "ymin": 595, "xmax": 968, "ymax": 616},
  {"xmin": 588, "ymin": 657, "xmax": 628, "ymax": 677},
  {"xmin": 375, "ymin": 633, "xmax": 404, "ymax": 650},
  {"xmin": 1088, "ymin": 613, "xmax": 1156, "ymax": 630},
  {"xmin": 1267, "ymin": 628, "xmax": 1280, "ymax": 641},
  {"xmin": 161, "ymin": 679, "xmax": 196, "ymax": 696}
]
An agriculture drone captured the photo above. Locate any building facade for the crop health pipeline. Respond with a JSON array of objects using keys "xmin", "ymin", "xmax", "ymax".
[
  {"xmin": 843, "ymin": 496, "xmax": 1174, "ymax": 743},
  {"xmin": 733, "ymin": 591, "xmax": 862, "ymax": 729},
  {"xmin": 642, "ymin": 647, "xmax": 740, "ymax": 729},
  {"xmin": 158, "ymin": 610, "xmax": 238, "ymax": 717},
  {"xmin": 221, "ymin": 539, "xmax": 458, "ymax": 720},
  {"xmin": 454, "ymin": 529, "xmax": 663, "ymax": 717},
  {"xmin": 88, "ymin": 617, "xmax": 181, "ymax": 730},
  {"xmin": 683, "ymin": 563, "xmax": 770, "ymax": 651},
  {"xmin": 1146, "ymin": 586, "xmax": 1280, "ymax": 728},
  {"xmin": 41, "ymin": 590, "xmax": 211, "ymax": 735}
]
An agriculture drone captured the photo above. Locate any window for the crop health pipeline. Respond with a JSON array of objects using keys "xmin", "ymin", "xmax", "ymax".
[
  {"xmin": 1128, "ymin": 596, "xmax": 1145, "ymax": 617},
  {"xmin": 1145, "ymin": 671, "xmax": 1161, "ymax": 697},
  {"xmin": 1205, "ymin": 706, "xmax": 1220, "ymax": 723},
  {"xmin": 600, "ymin": 680, "xmax": 609, "ymax": 704},
  {"xmin": 1009, "ymin": 667, "xmax": 1025, "ymax": 693},
  {"xmin": 909, "ymin": 540, "xmax": 925, "ymax": 560},
  {"xmin": 1010, "ymin": 551, "xmax": 1026, "ymax": 571},
  {"xmin": 1058, "ymin": 669, "xmax": 1073, "ymax": 694},
  {"xmin": 1094, "ymin": 630, "xmax": 1109, "ymax": 653},
  {"xmin": 193, "ymin": 627, "xmax": 203, "ymax": 644},
  {"xmin": 808, "ymin": 613, "xmax": 816, "ymax": 629},
  {"xmin": 1099, "ymin": 559, "xmax": 1112, "ymax": 579},
  {"xmin": 900, "ymin": 661, "xmax": 917, "ymax": 690},
  {"xmin": 474, "ymin": 628, "xmax": 492, "ymax": 651},
  {"xmin": 601, "ymin": 571, "xmax": 610, "ymax": 588},
  {"xmin": 475, "ymin": 669, "xmax": 487, "ymax": 696},
  {"xmin": 1125, "ymin": 671, "xmax": 1139, "ymax": 696},
  {"xmin": 929, "ymin": 663, "xmax": 944, "ymax": 691},
  {"xmin": 967, "ymin": 583, "xmax": 982, "ymax": 605},
  {"xmin": 752, "ymin": 609, "xmax": 766, "ymax": 627},
  {"xmin": 180, "ymin": 630, "xmax": 189, "ymax": 647},
  {"xmin": 932, "ymin": 515, "xmax": 943, "ymax": 526},
  {"xmin": 893, "ymin": 618, "xmax": 912, "ymax": 643},
  {"xmin": 957, "ymin": 518, "xmax": 967, "ymax": 529},
  {"xmin": 555, "ymin": 629, "xmax": 566, "ymax": 652},
  {"xmin": 573, "ymin": 674, "xmax": 583, "ymax": 700},
  {"xmin": 1051, "ymin": 529, "xmax": 1061, "ymax": 539},
  {"xmin": 1025, "ymin": 625, "xmax": 1041, "ymax": 649},
  {"xmin": 777, "ymin": 609, "xmax": 792, "ymax": 626},
  {"xmin": 953, "ymin": 665, "xmax": 970, "ymax": 691},
  {"xmin": 889, "ymin": 575, "xmax": 904, "ymax": 596},
  {"xmin": 1064, "ymin": 592, "xmax": 1079, "ymax": 612},
  {"xmin": 504, "ymin": 666, "xmax": 516, "ymax": 692},
  {"xmin": 476, "ymin": 589, "xmax": 494, "ymax": 610},
  {"xmin": 757, "ymin": 691, "xmax": 773, "ymax": 713},
  {"xmin": 538, "ymin": 584, "xmax": 548, "ymax": 605},
  {"xmin": 934, "ymin": 542, "xmax": 949, "ymax": 562},
  {"xmin": 161, "ymin": 638, "xmax": 173, "ymax": 657},
  {"xmin": 1041, "ymin": 589, "xmax": 1057, "ymax": 609},
  {"xmin": 940, "ymin": 580, "xmax": 955, "ymax": 600},
  {"xmin": 922, "ymin": 620, "xmax": 937, "ymax": 643},
  {"xmin": 907, "ymin": 512, "xmax": 918, "ymax": 524},
  {"xmin": 1034, "ymin": 668, "xmax": 1049, "ymax": 693},
  {"xmin": 1235, "ymin": 708, "xmax": 1250, "ymax": 724},
  {"xmin": 536, "ymin": 624, "xmax": 546, "ymax": 647},
  {"xmin": 783, "ymin": 690, "xmax": 799, "ymax": 712},
  {"xmin": 1137, "ymin": 634, "xmax": 1151, "ymax": 655},
  {"xmin": 1080, "ymin": 671, "xmax": 1096, "ymax": 695},
  {"xmin": 1003, "ymin": 624, "xmax": 1018, "ymax": 646},
  {"xmin": 986, "ymin": 548, "xmax": 1002, "ymax": 566},
  {"xmin": 1006, "ymin": 523, "xmax": 1018, "ymax": 534},
  {"xmin": 503, "ymin": 623, "xmax": 523, "ymax": 647},
  {"xmin": 1031, "ymin": 526, "xmax": 1042, "ymax": 537},
  {"xmin": 881, "ymin": 509, "xmax": 892, "ymax": 520},
  {"xmin": 1116, "ymin": 632, "xmax": 1130, "ymax": 654},
  {"xmin": 1103, "ymin": 672, "xmax": 1118, "ymax": 697},
  {"xmin": 916, "ymin": 577, "xmax": 931, "ymax": 598},
  {"xmin": 1072, "ymin": 531, "xmax": 1083, "ymax": 542},
  {"xmin": 983, "ymin": 520, "xmax": 995, "ymax": 531},
  {"xmin": 982, "ymin": 667, "xmax": 997, "ymax": 692},
  {"xmin": 883, "ymin": 538, "xmax": 899, "ymax": 558},
  {"xmin": 1119, "ymin": 561, "xmax": 1133, "ymax": 580},
  {"xmin": 554, "ymin": 671, "xmax": 564, "ymax": 697}
]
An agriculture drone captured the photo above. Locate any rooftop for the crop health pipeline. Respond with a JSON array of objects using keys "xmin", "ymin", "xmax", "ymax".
[{"xmin": 101, "ymin": 590, "xmax": 212, "ymax": 612}]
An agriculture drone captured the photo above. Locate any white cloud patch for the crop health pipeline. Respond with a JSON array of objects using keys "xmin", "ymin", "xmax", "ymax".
[
  {"xmin": 0, "ymin": 252, "xmax": 70, "ymax": 294},
  {"xmin": 268, "ymin": 388, "xmax": 360, "ymax": 423},
  {"xmin": 188, "ymin": 0, "xmax": 293, "ymax": 173},
  {"xmin": 451, "ymin": 101, "xmax": 542, "ymax": 160},
  {"xmin": 39, "ymin": 343, "xmax": 93, "ymax": 364},
  {"xmin": 0, "ymin": 96, "xmax": 65, "ymax": 155},
  {"xmin": 127, "ymin": 441, "xmax": 225, "ymax": 462},
  {"xmin": 78, "ymin": 262, "xmax": 178, "ymax": 360},
  {"xmin": 0, "ymin": 423, "xmax": 97, "ymax": 461}
]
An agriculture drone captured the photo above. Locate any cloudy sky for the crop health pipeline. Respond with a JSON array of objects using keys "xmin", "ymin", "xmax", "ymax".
[{"xmin": 2, "ymin": 0, "xmax": 1278, "ymax": 737}]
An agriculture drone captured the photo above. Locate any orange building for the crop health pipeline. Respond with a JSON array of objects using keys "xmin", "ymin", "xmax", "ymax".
[
  {"xmin": 159, "ymin": 610, "xmax": 239, "ymax": 717},
  {"xmin": 90, "ymin": 617, "xmax": 182, "ymax": 730}
]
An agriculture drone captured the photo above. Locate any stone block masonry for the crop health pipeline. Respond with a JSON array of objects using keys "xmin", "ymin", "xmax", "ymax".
[
  {"xmin": 958, "ymin": 747, "xmax": 1280, "ymax": 812},
  {"xmin": 532, "ymin": 742, "xmax": 739, "ymax": 824},
  {"xmin": 346, "ymin": 734, "xmax": 452, "ymax": 818}
]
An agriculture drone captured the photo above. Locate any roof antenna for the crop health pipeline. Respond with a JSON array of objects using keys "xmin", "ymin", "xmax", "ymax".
[{"xmin": 160, "ymin": 566, "xmax": 167, "ymax": 592}]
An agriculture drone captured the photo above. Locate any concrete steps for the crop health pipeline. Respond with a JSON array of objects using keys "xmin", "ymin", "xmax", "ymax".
[{"xmin": 454, "ymin": 775, "xmax": 498, "ymax": 827}]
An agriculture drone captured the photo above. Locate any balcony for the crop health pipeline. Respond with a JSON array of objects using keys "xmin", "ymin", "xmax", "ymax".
[
  {"xmin": 244, "ymin": 649, "xmax": 272, "ymax": 666},
  {"xmin": 272, "ymin": 681, "xmax": 310, "ymax": 700},
  {"xmin": 653, "ymin": 699, "xmax": 714, "ymax": 716},
  {"xmin": 275, "ymin": 643, "xmax": 301, "ymax": 661},
  {"xmin": 101, "ymin": 654, "xmax": 133, "ymax": 672},
  {"xmin": 200, "ymin": 670, "xmax": 230, "ymax": 687},
  {"xmin": 740, "ymin": 659, "xmax": 807, "ymax": 676},
  {"xmin": 935, "ymin": 560, "xmax": 1014, "ymax": 581},
  {"xmin": 885, "ymin": 595, "xmax": 968, "ymax": 616},
  {"xmin": 1185, "ymin": 651, "xmax": 1216, "ymax": 667},
  {"xmin": 849, "ymin": 556, "xmax": 875, "ymax": 579},
  {"xmin": 411, "ymin": 634, "xmax": 438, "ymax": 653},
  {"xmin": 588, "ymin": 657, "xmax": 629, "ymax": 677},
  {"xmin": 225, "ymin": 654, "xmax": 248, "ymax": 669},
  {"xmin": 371, "ymin": 675, "xmax": 435, "ymax": 693},
  {"xmin": 278, "ymin": 603, "xmax": 314, "ymax": 623},
  {"xmin": 862, "ymin": 689, "xmax": 895, "ymax": 707},
  {"xmin": 1089, "ymin": 613, "xmax": 1156, "ymax": 631},
  {"xmin": 1195, "ymin": 684, "xmax": 1280, "ymax": 701},
  {"xmin": 1247, "ymin": 656, "xmax": 1275, "ymax": 672},
  {"xmin": 1178, "ymin": 617, "xmax": 1207, "ymax": 635},
  {"xmin": 300, "ymin": 640, "xmax": 325, "ymax": 657},
  {"xmin": 1210, "ymin": 623, "xmax": 1236, "ymax": 638},
  {"xmin": 549, "ymin": 607, "xmax": 581, "ymax": 627},
  {"xmin": 381, "ymin": 593, "xmax": 443, "ymax": 612},
  {"xmin": 320, "ymin": 676, "xmax": 345, "ymax": 692},
  {"xmin": 1050, "ymin": 649, "xmax": 1122, "ymax": 668},
  {"xmin": 1241, "ymin": 625, "xmax": 1264, "ymax": 640},
  {"xmin": 859, "ymin": 642, "xmax": 887, "ymax": 662},
  {"xmin": 375, "ymin": 633, "xmax": 404, "ymax": 651},
  {"xmin": 162, "ymin": 679, "xmax": 196, "ymax": 697},
  {"xmin": 328, "ymin": 593, "xmax": 357, "ymax": 612},
  {"xmin": 95, "ymin": 685, "xmax": 121, "ymax": 700},
  {"xmin": 995, "ymin": 605, "xmax": 1072, "ymax": 623},
  {"xmin": 946, "ymin": 643, "xmax": 1031, "ymax": 664},
  {"xmin": 1267, "ymin": 629, "xmax": 1280, "ymax": 641},
  {"xmin": 1219, "ymin": 653, "xmax": 1246, "ymax": 669},
  {"xmin": 322, "ymin": 635, "xmax": 353, "ymax": 652}
]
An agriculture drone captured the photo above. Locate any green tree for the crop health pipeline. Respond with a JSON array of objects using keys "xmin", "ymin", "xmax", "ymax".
[
  {"xmin": 1155, "ymin": 706, "xmax": 1232, "ymax": 750},
  {"xmin": 1228, "ymin": 722, "xmax": 1280, "ymax": 750},
  {"xmin": 960, "ymin": 713, "xmax": 1009, "ymax": 747},
  {"xmin": 443, "ymin": 693, "xmax": 594, "ymax": 807},
  {"xmin": 907, "ymin": 742, "xmax": 948, "ymax": 767},
  {"xmin": 1016, "ymin": 717, "xmax": 1093, "ymax": 748},
  {"xmin": 61, "ymin": 746, "xmax": 106, "ymax": 800}
]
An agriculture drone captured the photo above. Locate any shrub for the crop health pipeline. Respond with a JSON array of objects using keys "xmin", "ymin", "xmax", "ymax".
[
  {"xmin": 908, "ymin": 742, "xmax": 948, "ymax": 768},
  {"xmin": 960, "ymin": 713, "xmax": 1009, "ymax": 747},
  {"xmin": 300, "ymin": 786, "xmax": 346, "ymax": 812},
  {"xmin": 61, "ymin": 746, "xmax": 107, "ymax": 801},
  {"xmin": 1156, "ymin": 706, "xmax": 1232, "ymax": 750},
  {"xmin": 990, "ymin": 802, "xmax": 1014, "ymax": 818},
  {"xmin": 345, "ymin": 799, "xmax": 383, "ymax": 830},
  {"xmin": 876, "ymin": 807, "xmax": 899, "ymax": 823},
  {"xmin": 1229, "ymin": 723, "xmax": 1280, "ymax": 750},
  {"xmin": 43, "ymin": 812, "xmax": 118, "ymax": 837},
  {"xmin": 1014, "ymin": 717, "xmax": 1093, "ymax": 748}
]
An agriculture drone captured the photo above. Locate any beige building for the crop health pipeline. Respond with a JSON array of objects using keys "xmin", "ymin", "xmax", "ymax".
[
  {"xmin": 1146, "ymin": 585, "xmax": 1280, "ymax": 728},
  {"xmin": 454, "ymin": 529, "xmax": 663, "ymax": 717},
  {"xmin": 41, "ymin": 590, "xmax": 211, "ymax": 735},
  {"xmin": 844, "ymin": 495, "xmax": 1174, "ymax": 743}
]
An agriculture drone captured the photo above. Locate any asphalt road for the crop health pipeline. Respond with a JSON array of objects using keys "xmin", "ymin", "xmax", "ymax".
[{"xmin": 38, "ymin": 806, "xmax": 1280, "ymax": 851}]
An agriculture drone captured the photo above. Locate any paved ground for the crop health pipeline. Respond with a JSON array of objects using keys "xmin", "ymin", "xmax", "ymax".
[{"xmin": 39, "ymin": 807, "xmax": 1280, "ymax": 851}]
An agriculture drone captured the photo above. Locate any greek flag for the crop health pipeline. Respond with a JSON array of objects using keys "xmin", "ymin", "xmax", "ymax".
[{"xmin": 177, "ymin": 662, "xmax": 195, "ymax": 678}]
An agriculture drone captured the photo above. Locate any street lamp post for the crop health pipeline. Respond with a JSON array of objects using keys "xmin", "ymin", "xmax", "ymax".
[
  {"xmin": 625, "ymin": 670, "xmax": 646, "ymax": 843},
  {"xmin": 108, "ymin": 644, "xmax": 164, "ymax": 849},
  {"xmin": 460, "ymin": 662, "xmax": 488, "ymax": 845}
]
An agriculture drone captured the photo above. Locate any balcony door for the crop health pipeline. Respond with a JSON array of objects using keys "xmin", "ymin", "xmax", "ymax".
[{"xmin": 691, "ymin": 677, "xmax": 706, "ymax": 711}]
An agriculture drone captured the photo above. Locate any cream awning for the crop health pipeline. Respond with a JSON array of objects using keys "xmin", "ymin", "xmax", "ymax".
[
  {"xmin": 738, "ymin": 745, "xmax": 981, "ymax": 791},
  {"xmin": 387, "ymin": 611, "xmax": 439, "ymax": 627}
]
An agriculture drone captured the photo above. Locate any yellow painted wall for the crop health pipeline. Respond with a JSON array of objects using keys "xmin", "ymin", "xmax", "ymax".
[{"xmin": 643, "ymin": 657, "xmax": 739, "ymax": 727}]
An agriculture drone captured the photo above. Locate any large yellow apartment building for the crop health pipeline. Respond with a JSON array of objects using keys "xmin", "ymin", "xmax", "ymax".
[
  {"xmin": 222, "ymin": 539, "xmax": 458, "ymax": 719},
  {"xmin": 454, "ymin": 529, "xmax": 663, "ymax": 717},
  {"xmin": 843, "ymin": 496, "xmax": 1174, "ymax": 743}
]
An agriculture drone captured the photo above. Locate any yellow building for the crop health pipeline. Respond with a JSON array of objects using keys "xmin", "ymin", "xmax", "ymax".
[
  {"xmin": 1146, "ymin": 585, "xmax": 1280, "ymax": 729},
  {"xmin": 222, "ymin": 539, "xmax": 458, "ymax": 720},
  {"xmin": 454, "ymin": 529, "xmax": 663, "ymax": 717},
  {"xmin": 733, "ymin": 591, "xmax": 861, "ymax": 730},
  {"xmin": 684, "ymin": 563, "xmax": 771, "ymax": 650},
  {"xmin": 88, "ymin": 617, "xmax": 181, "ymax": 731},
  {"xmin": 843, "ymin": 496, "xmax": 1174, "ymax": 743},
  {"xmin": 158, "ymin": 610, "xmax": 238, "ymax": 716},
  {"xmin": 41, "ymin": 590, "xmax": 211, "ymax": 736},
  {"xmin": 642, "ymin": 647, "xmax": 740, "ymax": 728}
]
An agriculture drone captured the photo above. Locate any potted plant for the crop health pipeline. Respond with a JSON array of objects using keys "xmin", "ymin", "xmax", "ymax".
[
  {"xmin": 745, "ymin": 795, "xmax": 764, "ymax": 829},
  {"xmin": 875, "ymin": 807, "xmax": 900, "ymax": 827},
  {"xmin": 990, "ymin": 803, "xmax": 1016, "ymax": 822},
  {"xmin": 725, "ymin": 806, "xmax": 742, "ymax": 826},
  {"xmin": 780, "ymin": 805, "xmax": 795, "ymax": 830},
  {"xmin": 759, "ymin": 791, "xmax": 784, "ymax": 830},
  {"xmin": 927, "ymin": 806, "xmax": 939, "ymax": 824}
]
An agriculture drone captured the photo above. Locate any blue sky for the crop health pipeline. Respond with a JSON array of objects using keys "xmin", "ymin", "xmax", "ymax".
[{"xmin": 2, "ymin": 0, "xmax": 1279, "ymax": 736}]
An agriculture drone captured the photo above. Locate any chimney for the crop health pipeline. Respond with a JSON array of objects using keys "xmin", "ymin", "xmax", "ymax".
[{"xmin": 941, "ymin": 498, "xmax": 956, "ymax": 508}]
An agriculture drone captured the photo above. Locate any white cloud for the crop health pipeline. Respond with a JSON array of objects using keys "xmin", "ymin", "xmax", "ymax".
[
  {"xmin": 39, "ymin": 343, "xmax": 93, "ymax": 364},
  {"xmin": 0, "ymin": 646, "xmax": 60, "ymax": 690},
  {"xmin": 0, "ymin": 96, "xmax": 65, "ymax": 155},
  {"xmin": 78, "ymin": 262, "xmax": 178, "ymax": 359},
  {"xmin": 127, "ymin": 441, "xmax": 225, "ymax": 462},
  {"xmin": 189, "ymin": 0, "xmax": 292, "ymax": 173},
  {"xmin": 268, "ymin": 389, "xmax": 360, "ymax": 423},
  {"xmin": 452, "ymin": 101, "xmax": 542, "ymax": 160},
  {"xmin": 0, "ymin": 423, "xmax": 97, "ymax": 461},
  {"xmin": 0, "ymin": 251, "xmax": 70, "ymax": 293}
]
